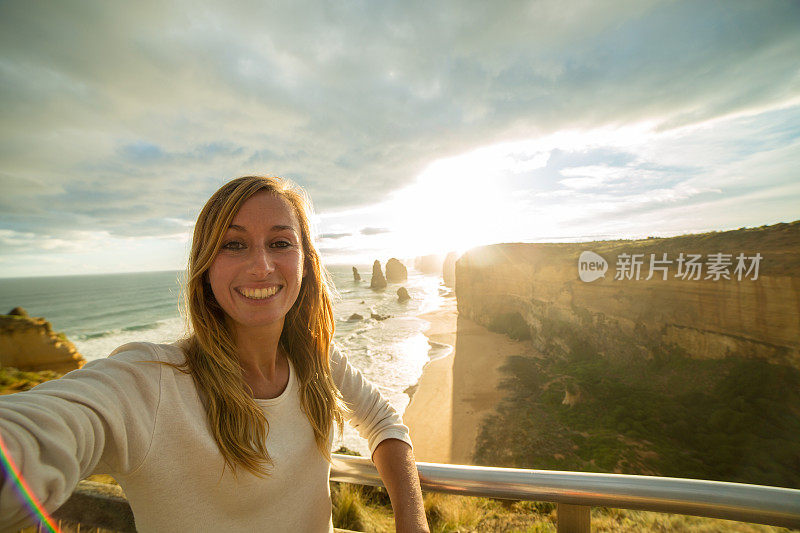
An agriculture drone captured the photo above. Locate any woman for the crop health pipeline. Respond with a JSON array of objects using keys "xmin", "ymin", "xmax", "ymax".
[{"xmin": 0, "ymin": 176, "xmax": 429, "ymax": 532}]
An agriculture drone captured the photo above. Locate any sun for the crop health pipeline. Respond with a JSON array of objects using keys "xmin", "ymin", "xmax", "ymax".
[{"xmin": 383, "ymin": 152, "xmax": 524, "ymax": 257}]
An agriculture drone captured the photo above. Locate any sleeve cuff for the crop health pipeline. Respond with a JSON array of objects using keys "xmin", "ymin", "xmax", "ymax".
[{"xmin": 367, "ymin": 428, "xmax": 414, "ymax": 459}]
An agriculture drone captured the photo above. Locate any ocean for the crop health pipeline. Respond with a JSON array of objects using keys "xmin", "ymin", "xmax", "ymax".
[{"xmin": 0, "ymin": 264, "xmax": 451, "ymax": 456}]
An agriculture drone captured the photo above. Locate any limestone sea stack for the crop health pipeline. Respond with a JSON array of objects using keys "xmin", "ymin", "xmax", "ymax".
[
  {"xmin": 443, "ymin": 251, "xmax": 458, "ymax": 288},
  {"xmin": 385, "ymin": 258, "xmax": 408, "ymax": 283},
  {"xmin": 397, "ymin": 287, "xmax": 411, "ymax": 302},
  {"xmin": 352, "ymin": 266, "xmax": 361, "ymax": 282},
  {"xmin": 414, "ymin": 254, "xmax": 444, "ymax": 275},
  {"xmin": 0, "ymin": 307, "xmax": 85, "ymax": 373},
  {"xmin": 370, "ymin": 260, "xmax": 387, "ymax": 289}
]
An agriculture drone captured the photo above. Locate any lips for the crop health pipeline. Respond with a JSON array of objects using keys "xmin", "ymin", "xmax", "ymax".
[{"xmin": 236, "ymin": 286, "xmax": 282, "ymax": 300}]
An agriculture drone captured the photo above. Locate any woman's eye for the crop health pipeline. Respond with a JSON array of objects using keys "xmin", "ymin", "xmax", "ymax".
[
  {"xmin": 271, "ymin": 240, "xmax": 292, "ymax": 248},
  {"xmin": 222, "ymin": 241, "xmax": 245, "ymax": 250}
]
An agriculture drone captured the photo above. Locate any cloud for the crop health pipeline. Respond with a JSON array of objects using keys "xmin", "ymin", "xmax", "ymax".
[
  {"xmin": 360, "ymin": 227, "xmax": 390, "ymax": 236},
  {"xmin": 0, "ymin": 1, "xmax": 798, "ymax": 273}
]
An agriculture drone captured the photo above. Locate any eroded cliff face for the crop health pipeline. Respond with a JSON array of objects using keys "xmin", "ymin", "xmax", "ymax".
[
  {"xmin": 0, "ymin": 310, "xmax": 85, "ymax": 373},
  {"xmin": 456, "ymin": 221, "xmax": 800, "ymax": 368}
]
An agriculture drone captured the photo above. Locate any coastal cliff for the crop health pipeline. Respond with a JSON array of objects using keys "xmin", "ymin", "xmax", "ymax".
[
  {"xmin": 456, "ymin": 221, "xmax": 800, "ymax": 368},
  {"xmin": 0, "ymin": 308, "xmax": 85, "ymax": 373},
  {"xmin": 456, "ymin": 221, "xmax": 800, "ymax": 487}
]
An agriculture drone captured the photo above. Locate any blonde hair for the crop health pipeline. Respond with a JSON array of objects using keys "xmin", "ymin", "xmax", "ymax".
[{"xmin": 178, "ymin": 175, "xmax": 347, "ymax": 477}]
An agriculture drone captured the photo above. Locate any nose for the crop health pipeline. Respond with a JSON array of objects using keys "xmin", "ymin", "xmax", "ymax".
[{"xmin": 247, "ymin": 246, "xmax": 276, "ymax": 277}]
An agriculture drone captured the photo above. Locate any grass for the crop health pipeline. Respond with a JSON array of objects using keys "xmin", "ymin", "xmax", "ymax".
[
  {"xmin": 474, "ymin": 323, "xmax": 800, "ymax": 489},
  {"xmin": 331, "ymin": 482, "xmax": 397, "ymax": 532},
  {"xmin": 331, "ymin": 489, "xmax": 797, "ymax": 532},
  {"xmin": 331, "ymin": 488, "xmax": 558, "ymax": 533},
  {"xmin": 18, "ymin": 486, "xmax": 798, "ymax": 532},
  {"xmin": 0, "ymin": 367, "xmax": 62, "ymax": 394},
  {"xmin": 424, "ymin": 492, "xmax": 488, "ymax": 532}
]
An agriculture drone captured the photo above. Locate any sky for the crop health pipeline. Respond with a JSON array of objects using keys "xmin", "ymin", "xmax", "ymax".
[{"xmin": 0, "ymin": 0, "xmax": 798, "ymax": 277}]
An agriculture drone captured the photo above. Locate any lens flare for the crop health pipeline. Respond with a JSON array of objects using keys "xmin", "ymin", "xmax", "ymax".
[{"xmin": 0, "ymin": 432, "xmax": 62, "ymax": 533}]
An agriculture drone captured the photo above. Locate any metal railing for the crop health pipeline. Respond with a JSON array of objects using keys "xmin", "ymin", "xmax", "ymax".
[
  {"xmin": 331, "ymin": 455, "xmax": 800, "ymax": 531},
  {"xmin": 47, "ymin": 454, "xmax": 800, "ymax": 532}
]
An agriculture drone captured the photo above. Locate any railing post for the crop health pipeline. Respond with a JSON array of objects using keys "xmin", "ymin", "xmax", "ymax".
[{"xmin": 557, "ymin": 503, "xmax": 590, "ymax": 533}]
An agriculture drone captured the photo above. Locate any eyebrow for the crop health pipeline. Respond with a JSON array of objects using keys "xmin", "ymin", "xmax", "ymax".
[{"xmin": 227, "ymin": 224, "xmax": 298, "ymax": 233}]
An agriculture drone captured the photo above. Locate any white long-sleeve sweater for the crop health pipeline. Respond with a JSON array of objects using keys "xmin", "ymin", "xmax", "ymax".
[{"xmin": 0, "ymin": 341, "xmax": 412, "ymax": 532}]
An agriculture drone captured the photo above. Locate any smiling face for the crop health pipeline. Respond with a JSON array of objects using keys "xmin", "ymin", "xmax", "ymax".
[{"xmin": 207, "ymin": 191, "xmax": 306, "ymax": 340}]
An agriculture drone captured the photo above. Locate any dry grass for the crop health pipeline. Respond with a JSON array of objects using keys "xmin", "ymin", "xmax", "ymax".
[
  {"xmin": 19, "ymin": 487, "xmax": 797, "ymax": 532},
  {"xmin": 591, "ymin": 507, "xmax": 796, "ymax": 533},
  {"xmin": 331, "ymin": 482, "xmax": 395, "ymax": 532},
  {"xmin": 331, "ymin": 488, "xmax": 798, "ymax": 533},
  {"xmin": 424, "ymin": 492, "xmax": 489, "ymax": 532},
  {"xmin": 0, "ymin": 367, "xmax": 61, "ymax": 395}
]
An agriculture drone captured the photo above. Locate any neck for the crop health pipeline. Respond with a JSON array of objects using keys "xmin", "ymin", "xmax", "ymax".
[{"xmin": 230, "ymin": 320, "xmax": 286, "ymax": 380}]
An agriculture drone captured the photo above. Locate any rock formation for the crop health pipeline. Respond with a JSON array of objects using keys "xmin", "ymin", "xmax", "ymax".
[
  {"xmin": 455, "ymin": 221, "xmax": 800, "ymax": 368},
  {"xmin": 414, "ymin": 254, "xmax": 444, "ymax": 275},
  {"xmin": 347, "ymin": 313, "xmax": 364, "ymax": 321},
  {"xmin": 443, "ymin": 251, "xmax": 459, "ymax": 287},
  {"xmin": 562, "ymin": 383, "xmax": 581, "ymax": 406},
  {"xmin": 352, "ymin": 266, "xmax": 361, "ymax": 282},
  {"xmin": 385, "ymin": 258, "xmax": 408, "ymax": 283},
  {"xmin": 397, "ymin": 287, "xmax": 411, "ymax": 302},
  {"xmin": 370, "ymin": 260, "xmax": 387, "ymax": 289},
  {"xmin": 0, "ymin": 308, "xmax": 85, "ymax": 373}
]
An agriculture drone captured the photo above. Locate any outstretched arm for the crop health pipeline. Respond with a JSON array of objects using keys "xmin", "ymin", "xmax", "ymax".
[
  {"xmin": 372, "ymin": 438, "xmax": 429, "ymax": 533},
  {"xmin": 0, "ymin": 343, "xmax": 161, "ymax": 531}
]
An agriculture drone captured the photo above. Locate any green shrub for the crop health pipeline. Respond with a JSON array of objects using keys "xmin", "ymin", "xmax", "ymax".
[
  {"xmin": 475, "ymin": 348, "xmax": 800, "ymax": 488},
  {"xmin": 0, "ymin": 367, "xmax": 62, "ymax": 394},
  {"xmin": 488, "ymin": 312, "xmax": 531, "ymax": 340}
]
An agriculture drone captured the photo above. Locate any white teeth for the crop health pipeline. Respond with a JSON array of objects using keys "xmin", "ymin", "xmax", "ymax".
[{"xmin": 239, "ymin": 286, "xmax": 280, "ymax": 299}]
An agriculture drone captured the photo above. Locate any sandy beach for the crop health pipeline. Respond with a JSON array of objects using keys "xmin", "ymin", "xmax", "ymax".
[
  {"xmin": 403, "ymin": 296, "xmax": 533, "ymax": 465},
  {"xmin": 402, "ymin": 297, "xmax": 457, "ymax": 463}
]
